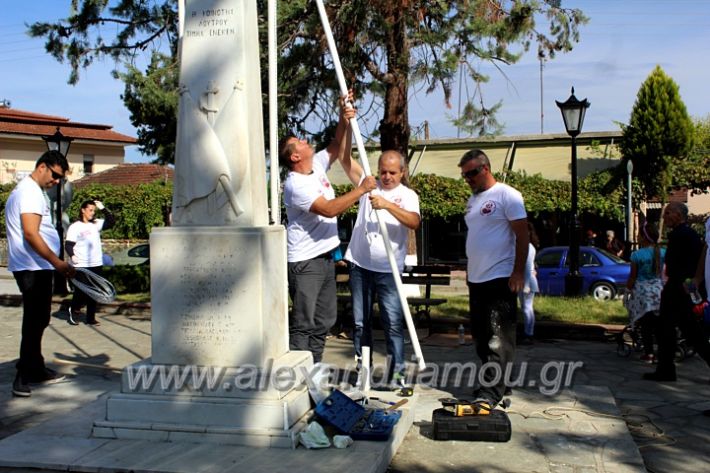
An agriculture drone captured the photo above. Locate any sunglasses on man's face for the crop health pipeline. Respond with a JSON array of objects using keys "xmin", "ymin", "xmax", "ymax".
[
  {"xmin": 48, "ymin": 167, "xmax": 64, "ymax": 180},
  {"xmin": 461, "ymin": 165, "xmax": 485, "ymax": 179}
]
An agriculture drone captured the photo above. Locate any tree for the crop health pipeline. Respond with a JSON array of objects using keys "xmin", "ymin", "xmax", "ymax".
[
  {"xmin": 619, "ymin": 66, "xmax": 695, "ymax": 201},
  {"xmin": 29, "ymin": 0, "xmax": 587, "ymax": 163},
  {"xmin": 119, "ymin": 53, "xmax": 179, "ymax": 163},
  {"xmin": 672, "ymin": 114, "xmax": 710, "ymax": 193}
]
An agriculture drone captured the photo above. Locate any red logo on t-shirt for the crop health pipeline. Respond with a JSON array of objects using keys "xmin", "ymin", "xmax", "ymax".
[
  {"xmin": 319, "ymin": 175, "xmax": 331, "ymax": 188},
  {"xmin": 480, "ymin": 200, "xmax": 496, "ymax": 215}
]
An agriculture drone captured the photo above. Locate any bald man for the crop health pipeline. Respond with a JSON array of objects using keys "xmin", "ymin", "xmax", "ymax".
[
  {"xmin": 344, "ymin": 151, "xmax": 421, "ymax": 386},
  {"xmin": 644, "ymin": 202, "xmax": 710, "ymax": 382}
]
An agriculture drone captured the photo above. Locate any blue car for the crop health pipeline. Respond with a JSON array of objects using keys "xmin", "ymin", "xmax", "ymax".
[{"xmin": 535, "ymin": 246, "xmax": 630, "ymax": 300}]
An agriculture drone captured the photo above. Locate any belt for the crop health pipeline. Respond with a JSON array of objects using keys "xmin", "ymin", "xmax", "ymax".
[{"xmin": 312, "ymin": 250, "xmax": 333, "ymax": 260}]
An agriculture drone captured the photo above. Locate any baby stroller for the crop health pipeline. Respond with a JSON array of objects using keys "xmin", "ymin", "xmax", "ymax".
[
  {"xmin": 616, "ymin": 291, "xmax": 694, "ymax": 361},
  {"xmin": 616, "ymin": 292, "xmax": 644, "ymax": 356}
]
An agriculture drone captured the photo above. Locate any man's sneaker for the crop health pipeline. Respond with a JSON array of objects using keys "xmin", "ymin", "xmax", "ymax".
[
  {"xmin": 67, "ymin": 308, "xmax": 79, "ymax": 326},
  {"xmin": 390, "ymin": 372, "xmax": 409, "ymax": 390},
  {"xmin": 12, "ymin": 373, "xmax": 31, "ymax": 397},
  {"xmin": 640, "ymin": 354, "xmax": 656, "ymax": 364},
  {"xmin": 26, "ymin": 367, "xmax": 66, "ymax": 385}
]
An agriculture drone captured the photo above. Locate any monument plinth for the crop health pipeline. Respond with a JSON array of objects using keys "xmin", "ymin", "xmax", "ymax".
[{"xmin": 92, "ymin": 0, "xmax": 313, "ymax": 448}]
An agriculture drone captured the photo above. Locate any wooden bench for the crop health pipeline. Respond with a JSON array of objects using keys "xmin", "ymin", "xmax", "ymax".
[
  {"xmin": 402, "ymin": 265, "xmax": 451, "ymax": 327},
  {"xmin": 335, "ymin": 264, "xmax": 452, "ymax": 329}
]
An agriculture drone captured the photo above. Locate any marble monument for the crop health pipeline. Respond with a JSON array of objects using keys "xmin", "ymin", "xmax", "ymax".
[{"xmin": 93, "ymin": 0, "xmax": 313, "ymax": 448}]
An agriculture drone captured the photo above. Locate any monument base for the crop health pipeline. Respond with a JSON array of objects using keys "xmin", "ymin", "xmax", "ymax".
[
  {"xmin": 92, "ymin": 351, "xmax": 314, "ymax": 448},
  {"xmin": 149, "ymin": 225, "xmax": 290, "ymax": 367}
]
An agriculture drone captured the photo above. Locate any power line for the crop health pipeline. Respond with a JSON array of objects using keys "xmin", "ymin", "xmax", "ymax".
[
  {"xmin": 0, "ymin": 54, "xmax": 49, "ymax": 63},
  {"xmin": 0, "ymin": 45, "xmax": 45, "ymax": 54}
]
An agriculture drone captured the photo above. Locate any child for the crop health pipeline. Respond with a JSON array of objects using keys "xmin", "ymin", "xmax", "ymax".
[{"xmin": 625, "ymin": 222, "xmax": 665, "ymax": 362}]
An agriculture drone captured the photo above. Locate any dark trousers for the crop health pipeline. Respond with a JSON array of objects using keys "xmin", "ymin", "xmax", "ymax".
[
  {"xmin": 638, "ymin": 312, "xmax": 657, "ymax": 356},
  {"xmin": 288, "ymin": 256, "xmax": 336, "ymax": 363},
  {"xmin": 656, "ymin": 281, "xmax": 710, "ymax": 376},
  {"xmin": 70, "ymin": 265, "xmax": 102, "ymax": 323},
  {"xmin": 468, "ymin": 277, "xmax": 517, "ymax": 404},
  {"xmin": 13, "ymin": 270, "xmax": 54, "ymax": 379}
]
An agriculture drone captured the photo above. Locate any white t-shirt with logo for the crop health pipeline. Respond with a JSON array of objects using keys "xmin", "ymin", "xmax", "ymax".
[
  {"xmin": 66, "ymin": 219, "xmax": 106, "ymax": 267},
  {"xmin": 283, "ymin": 149, "xmax": 340, "ymax": 262},
  {"xmin": 345, "ymin": 182, "xmax": 420, "ymax": 273},
  {"xmin": 5, "ymin": 176, "xmax": 60, "ymax": 271},
  {"xmin": 464, "ymin": 182, "xmax": 527, "ymax": 283}
]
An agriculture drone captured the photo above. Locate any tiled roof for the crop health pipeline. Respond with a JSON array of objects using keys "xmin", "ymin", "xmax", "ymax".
[
  {"xmin": 73, "ymin": 163, "xmax": 173, "ymax": 188},
  {"xmin": 0, "ymin": 106, "xmax": 136, "ymax": 144}
]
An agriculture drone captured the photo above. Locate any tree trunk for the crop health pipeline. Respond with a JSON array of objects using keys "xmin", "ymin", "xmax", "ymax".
[{"xmin": 379, "ymin": 5, "xmax": 410, "ymax": 159}]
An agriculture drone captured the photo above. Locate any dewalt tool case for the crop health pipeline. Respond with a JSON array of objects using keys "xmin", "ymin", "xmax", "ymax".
[
  {"xmin": 315, "ymin": 389, "xmax": 402, "ymax": 441},
  {"xmin": 431, "ymin": 407, "xmax": 511, "ymax": 442}
]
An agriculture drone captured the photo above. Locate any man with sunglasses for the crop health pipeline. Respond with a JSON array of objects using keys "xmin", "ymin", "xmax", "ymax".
[
  {"xmin": 459, "ymin": 149, "xmax": 528, "ymax": 409},
  {"xmin": 6, "ymin": 150, "xmax": 75, "ymax": 397}
]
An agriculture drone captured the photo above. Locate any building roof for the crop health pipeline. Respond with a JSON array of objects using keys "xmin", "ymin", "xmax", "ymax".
[
  {"xmin": 72, "ymin": 163, "xmax": 173, "ymax": 188},
  {"xmin": 0, "ymin": 106, "xmax": 136, "ymax": 144}
]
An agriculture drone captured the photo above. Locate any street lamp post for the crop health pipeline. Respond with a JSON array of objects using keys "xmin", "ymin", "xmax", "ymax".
[
  {"xmin": 556, "ymin": 87, "xmax": 590, "ymax": 297},
  {"xmin": 626, "ymin": 159, "xmax": 634, "ymax": 247},
  {"xmin": 42, "ymin": 127, "xmax": 73, "ymax": 295}
]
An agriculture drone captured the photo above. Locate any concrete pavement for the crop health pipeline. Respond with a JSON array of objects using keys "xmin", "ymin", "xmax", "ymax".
[{"xmin": 0, "ymin": 302, "xmax": 709, "ymax": 471}]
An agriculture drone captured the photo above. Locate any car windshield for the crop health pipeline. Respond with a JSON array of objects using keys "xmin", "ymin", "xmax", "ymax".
[{"xmin": 596, "ymin": 247, "xmax": 627, "ymax": 263}]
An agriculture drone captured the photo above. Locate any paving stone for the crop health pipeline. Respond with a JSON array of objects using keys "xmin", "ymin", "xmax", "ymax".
[{"xmin": 2, "ymin": 307, "xmax": 701, "ymax": 473}]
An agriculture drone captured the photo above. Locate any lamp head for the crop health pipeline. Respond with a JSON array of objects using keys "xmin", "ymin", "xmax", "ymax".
[{"xmin": 556, "ymin": 87, "xmax": 590, "ymax": 137}]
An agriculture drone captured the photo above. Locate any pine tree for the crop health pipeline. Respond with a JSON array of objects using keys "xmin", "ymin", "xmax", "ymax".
[{"xmin": 620, "ymin": 66, "xmax": 694, "ymax": 200}]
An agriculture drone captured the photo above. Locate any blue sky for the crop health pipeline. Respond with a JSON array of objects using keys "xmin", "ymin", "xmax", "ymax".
[{"xmin": 2, "ymin": 1, "xmax": 709, "ymax": 162}]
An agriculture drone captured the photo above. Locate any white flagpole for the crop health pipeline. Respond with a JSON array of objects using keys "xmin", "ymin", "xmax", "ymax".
[
  {"xmin": 314, "ymin": 0, "xmax": 426, "ymax": 370},
  {"xmin": 268, "ymin": 0, "xmax": 280, "ymax": 224}
]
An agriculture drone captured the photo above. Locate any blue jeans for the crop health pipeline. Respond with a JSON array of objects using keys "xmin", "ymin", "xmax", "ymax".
[
  {"xmin": 350, "ymin": 265, "xmax": 405, "ymax": 377},
  {"xmin": 518, "ymin": 291, "xmax": 535, "ymax": 337}
]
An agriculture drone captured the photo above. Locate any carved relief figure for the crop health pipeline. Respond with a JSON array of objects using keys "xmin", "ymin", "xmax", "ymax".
[{"xmin": 173, "ymin": 80, "xmax": 247, "ymax": 224}]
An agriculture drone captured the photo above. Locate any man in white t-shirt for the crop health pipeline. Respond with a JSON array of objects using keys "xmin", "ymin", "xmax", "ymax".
[
  {"xmin": 344, "ymin": 151, "xmax": 420, "ymax": 384},
  {"xmin": 279, "ymin": 96, "xmax": 376, "ymax": 363},
  {"xmin": 5, "ymin": 150, "xmax": 75, "ymax": 397},
  {"xmin": 693, "ymin": 217, "xmax": 710, "ymax": 303},
  {"xmin": 459, "ymin": 149, "xmax": 528, "ymax": 408}
]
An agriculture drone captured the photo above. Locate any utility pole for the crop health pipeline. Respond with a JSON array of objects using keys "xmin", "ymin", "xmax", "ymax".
[{"xmin": 539, "ymin": 52, "xmax": 545, "ymax": 134}]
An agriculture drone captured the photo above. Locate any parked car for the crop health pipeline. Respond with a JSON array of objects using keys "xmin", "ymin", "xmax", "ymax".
[
  {"xmin": 535, "ymin": 246, "xmax": 630, "ymax": 300},
  {"xmin": 107, "ymin": 243, "xmax": 150, "ymax": 266}
]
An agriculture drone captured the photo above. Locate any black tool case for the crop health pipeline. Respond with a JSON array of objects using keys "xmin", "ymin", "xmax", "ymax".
[
  {"xmin": 315, "ymin": 389, "xmax": 402, "ymax": 441},
  {"xmin": 431, "ymin": 408, "xmax": 511, "ymax": 442}
]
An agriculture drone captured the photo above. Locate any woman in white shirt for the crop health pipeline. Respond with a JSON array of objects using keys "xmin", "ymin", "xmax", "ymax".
[
  {"xmin": 65, "ymin": 200, "xmax": 114, "ymax": 325},
  {"xmin": 519, "ymin": 223, "xmax": 539, "ymax": 344}
]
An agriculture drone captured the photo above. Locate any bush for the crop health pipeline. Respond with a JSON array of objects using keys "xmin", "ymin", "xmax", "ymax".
[
  {"xmin": 69, "ymin": 181, "xmax": 172, "ymax": 239},
  {"xmin": 0, "ymin": 183, "xmax": 15, "ymax": 237},
  {"xmin": 103, "ymin": 264, "xmax": 151, "ymax": 294}
]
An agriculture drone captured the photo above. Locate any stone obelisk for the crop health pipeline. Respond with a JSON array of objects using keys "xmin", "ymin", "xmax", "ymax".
[{"xmin": 93, "ymin": 0, "xmax": 313, "ymax": 448}]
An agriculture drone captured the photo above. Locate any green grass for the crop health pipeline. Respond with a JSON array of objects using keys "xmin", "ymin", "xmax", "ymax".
[
  {"xmin": 115, "ymin": 292, "xmax": 629, "ymax": 326},
  {"xmin": 430, "ymin": 294, "xmax": 628, "ymax": 325},
  {"xmin": 114, "ymin": 292, "xmax": 151, "ymax": 303}
]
